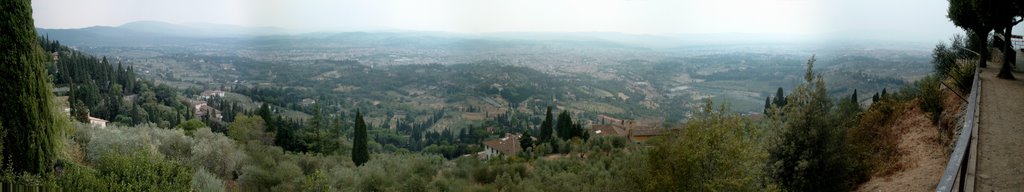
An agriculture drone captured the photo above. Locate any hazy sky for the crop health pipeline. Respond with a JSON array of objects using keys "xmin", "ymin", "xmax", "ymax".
[{"xmin": 33, "ymin": 0, "xmax": 962, "ymax": 42}]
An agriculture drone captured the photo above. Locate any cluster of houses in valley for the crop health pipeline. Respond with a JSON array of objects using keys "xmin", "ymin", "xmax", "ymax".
[
  {"xmin": 477, "ymin": 114, "xmax": 669, "ymax": 159},
  {"xmin": 188, "ymin": 90, "xmax": 226, "ymax": 121}
]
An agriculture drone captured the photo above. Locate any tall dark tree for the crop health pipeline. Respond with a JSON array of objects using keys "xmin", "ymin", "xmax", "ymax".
[
  {"xmin": 556, "ymin": 110, "xmax": 573, "ymax": 140},
  {"xmin": 993, "ymin": 0, "xmax": 1023, "ymax": 79},
  {"xmin": 880, "ymin": 88, "xmax": 888, "ymax": 100},
  {"xmin": 763, "ymin": 96, "xmax": 772, "ymax": 114},
  {"xmin": 851, "ymin": 89, "xmax": 859, "ymax": 105},
  {"xmin": 352, "ymin": 110, "xmax": 370, "ymax": 166},
  {"xmin": 519, "ymin": 131, "xmax": 533, "ymax": 156},
  {"xmin": 948, "ymin": 0, "xmax": 994, "ymax": 68},
  {"xmin": 540, "ymin": 107, "xmax": 554, "ymax": 141},
  {"xmin": 257, "ymin": 103, "xmax": 273, "ymax": 130},
  {"xmin": 71, "ymin": 99, "xmax": 89, "ymax": 122},
  {"xmin": 0, "ymin": 0, "xmax": 60, "ymax": 173},
  {"xmin": 773, "ymin": 87, "xmax": 787, "ymax": 107}
]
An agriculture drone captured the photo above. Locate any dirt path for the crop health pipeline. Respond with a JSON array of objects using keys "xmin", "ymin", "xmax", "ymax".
[
  {"xmin": 975, "ymin": 66, "xmax": 1024, "ymax": 191},
  {"xmin": 857, "ymin": 105, "xmax": 946, "ymax": 192}
]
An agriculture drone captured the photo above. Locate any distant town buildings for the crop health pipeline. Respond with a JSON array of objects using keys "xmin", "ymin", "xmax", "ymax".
[{"xmin": 199, "ymin": 90, "xmax": 225, "ymax": 100}]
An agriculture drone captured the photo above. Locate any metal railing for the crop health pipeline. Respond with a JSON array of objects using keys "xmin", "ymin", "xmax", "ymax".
[{"xmin": 936, "ymin": 60, "xmax": 982, "ymax": 192}]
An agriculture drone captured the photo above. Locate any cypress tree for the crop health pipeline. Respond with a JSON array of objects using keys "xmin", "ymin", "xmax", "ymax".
[
  {"xmin": 880, "ymin": 88, "xmax": 888, "ymax": 100},
  {"xmin": 540, "ymin": 107, "xmax": 553, "ymax": 142},
  {"xmin": 763, "ymin": 96, "xmax": 772, "ymax": 114},
  {"xmin": 0, "ymin": 0, "xmax": 60, "ymax": 173},
  {"xmin": 257, "ymin": 103, "xmax": 274, "ymax": 131},
  {"xmin": 773, "ymin": 87, "xmax": 787, "ymax": 107},
  {"xmin": 556, "ymin": 111, "xmax": 573, "ymax": 140},
  {"xmin": 851, "ymin": 89, "xmax": 858, "ymax": 104},
  {"xmin": 352, "ymin": 110, "xmax": 369, "ymax": 166}
]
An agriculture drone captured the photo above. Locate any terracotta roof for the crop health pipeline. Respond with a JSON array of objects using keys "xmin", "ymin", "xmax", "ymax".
[
  {"xmin": 482, "ymin": 134, "xmax": 523, "ymax": 156},
  {"xmin": 590, "ymin": 124, "xmax": 627, "ymax": 137}
]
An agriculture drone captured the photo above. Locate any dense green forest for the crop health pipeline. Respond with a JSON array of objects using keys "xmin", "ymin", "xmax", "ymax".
[{"xmin": 41, "ymin": 36, "xmax": 192, "ymax": 128}]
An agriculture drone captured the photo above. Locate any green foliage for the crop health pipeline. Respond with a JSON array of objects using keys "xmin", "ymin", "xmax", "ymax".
[
  {"xmin": 519, "ymin": 131, "xmax": 534, "ymax": 157},
  {"xmin": 773, "ymin": 87, "xmax": 787, "ymax": 107},
  {"xmin": 540, "ymin": 107, "xmax": 554, "ymax": 142},
  {"xmin": 192, "ymin": 128, "xmax": 247, "ymax": 179},
  {"xmin": 352, "ymin": 110, "xmax": 370, "ymax": 166},
  {"xmin": 228, "ymin": 114, "xmax": 274, "ymax": 145},
  {"xmin": 237, "ymin": 144, "xmax": 305, "ymax": 191},
  {"xmin": 300, "ymin": 169, "xmax": 331, "ymax": 192},
  {"xmin": 848, "ymin": 99, "xmax": 905, "ymax": 179},
  {"xmin": 636, "ymin": 100, "xmax": 771, "ymax": 191},
  {"xmin": 950, "ymin": 60, "xmax": 977, "ymax": 95},
  {"xmin": 191, "ymin": 168, "xmax": 226, "ymax": 192},
  {"xmin": 932, "ymin": 35, "xmax": 970, "ymax": 76},
  {"xmin": 0, "ymin": 0, "xmax": 60, "ymax": 173},
  {"xmin": 176, "ymin": 118, "xmax": 207, "ymax": 135},
  {"xmin": 919, "ymin": 75, "xmax": 945, "ymax": 124},
  {"xmin": 93, "ymin": 149, "xmax": 194, "ymax": 191},
  {"xmin": 767, "ymin": 56, "xmax": 857, "ymax": 191},
  {"xmin": 947, "ymin": 0, "xmax": 992, "ymax": 68},
  {"xmin": 71, "ymin": 100, "xmax": 89, "ymax": 123}
]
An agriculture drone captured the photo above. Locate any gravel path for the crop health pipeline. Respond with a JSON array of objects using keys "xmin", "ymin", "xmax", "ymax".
[{"xmin": 975, "ymin": 65, "xmax": 1024, "ymax": 191}]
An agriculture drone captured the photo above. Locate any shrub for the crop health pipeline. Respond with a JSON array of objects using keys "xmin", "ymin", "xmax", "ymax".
[
  {"xmin": 94, "ymin": 149, "xmax": 194, "ymax": 191},
  {"xmin": 637, "ymin": 100, "xmax": 768, "ymax": 191},
  {"xmin": 767, "ymin": 57, "xmax": 857, "ymax": 191},
  {"xmin": 848, "ymin": 99, "xmax": 905, "ymax": 178},
  {"xmin": 919, "ymin": 75, "xmax": 945, "ymax": 124},
  {"xmin": 191, "ymin": 128, "xmax": 247, "ymax": 179},
  {"xmin": 176, "ymin": 118, "xmax": 207, "ymax": 136},
  {"xmin": 949, "ymin": 62, "xmax": 976, "ymax": 95},
  {"xmin": 78, "ymin": 124, "xmax": 193, "ymax": 163},
  {"xmin": 191, "ymin": 168, "xmax": 226, "ymax": 192}
]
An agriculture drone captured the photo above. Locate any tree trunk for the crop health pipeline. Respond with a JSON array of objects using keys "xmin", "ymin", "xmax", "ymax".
[
  {"xmin": 975, "ymin": 28, "xmax": 992, "ymax": 68},
  {"xmin": 997, "ymin": 24, "xmax": 1017, "ymax": 80}
]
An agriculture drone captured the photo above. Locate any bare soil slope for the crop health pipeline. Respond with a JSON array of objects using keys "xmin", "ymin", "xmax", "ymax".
[{"xmin": 857, "ymin": 103, "xmax": 948, "ymax": 192}]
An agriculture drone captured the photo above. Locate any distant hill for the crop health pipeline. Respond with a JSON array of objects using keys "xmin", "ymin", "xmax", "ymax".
[
  {"xmin": 118, "ymin": 21, "xmax": 289, "ymax": 37},
  {"xmin": 36, "ymin": 21, "xmax": 288, "ymax": 46}
]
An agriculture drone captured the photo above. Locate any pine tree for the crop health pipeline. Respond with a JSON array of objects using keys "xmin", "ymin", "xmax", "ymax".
[
  {"xmin": 540, "ymin": 107, "xmax": 554, "ymax": 142},
  {"xmin": 763, "ymin": 96, "xmax": 772, "ymax": 114},
  {"xmin": 0, "ymin": 0, "xmax": 60, "ymax": 173},
  {"xmin": 352, "ymin": 110, "xmax": 370, "ymax": 166}
]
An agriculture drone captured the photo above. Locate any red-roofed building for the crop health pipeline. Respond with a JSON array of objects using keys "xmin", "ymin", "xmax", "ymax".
[{"xmin": 480, "ymin": 133, "xmax": 531, "ymax": 159}]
